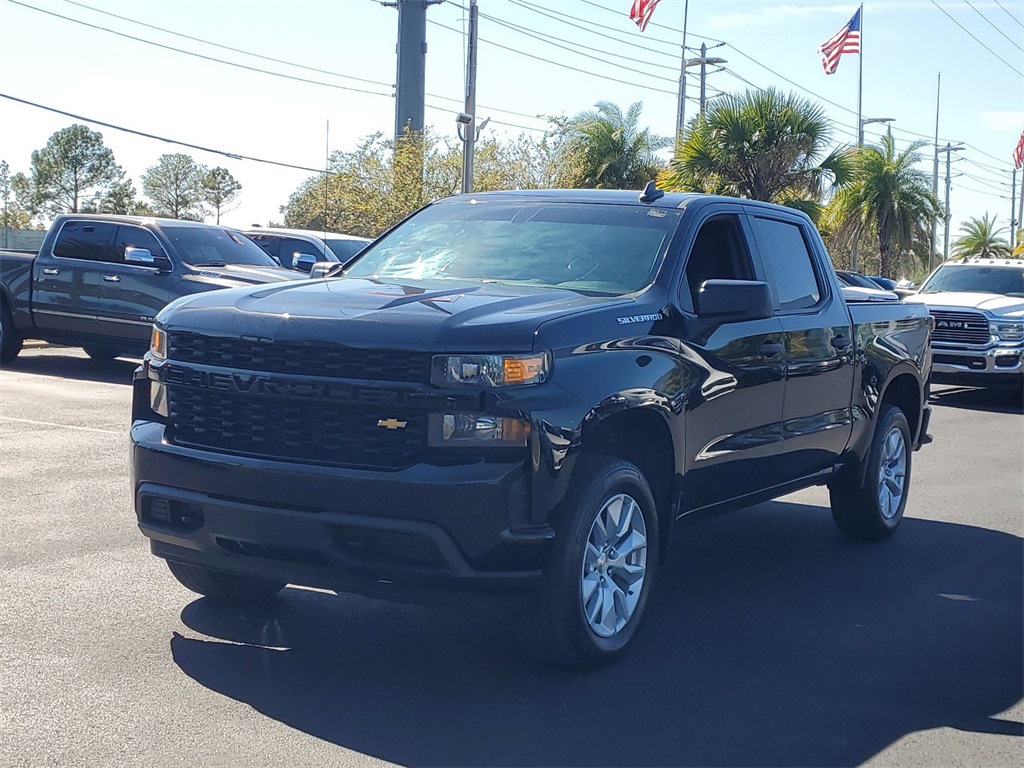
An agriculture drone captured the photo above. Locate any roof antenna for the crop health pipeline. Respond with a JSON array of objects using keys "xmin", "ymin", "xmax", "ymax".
[{"xmin": 639, "ymin": 180, "xmax": 664, "ymax": 204}]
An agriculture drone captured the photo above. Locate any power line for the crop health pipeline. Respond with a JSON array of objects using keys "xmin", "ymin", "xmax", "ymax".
[
  {"xmin": 426, "ymin": 17, "xmax": 678, "ymax": 96},
  {"xmin": 993, "ymin": 0, "xmax": 1024, "ymax": 29},
  {"xmin": 0, "ymin": 92, "xmax": 328, "ymax": 175},
  {"xmin": 964, "ymin": 0, "xmax": 1024, "ymax": 53},
  {"xmin": 927, "ymin": 0, "xmax": 1024, "ymax": 77},
  {"xmin": 7, "ymin": 0, "xmax": 395, "ymax": 97},
  {"xmin": 55, "ymin": 0, "xmax": 396, "ymax": 88}
]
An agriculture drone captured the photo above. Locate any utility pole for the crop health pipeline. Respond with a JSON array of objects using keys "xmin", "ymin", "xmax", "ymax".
[
  {"xmin": 929, "ymin": 72, "xmax": 941, "ymax": 272},
  {"xmin": 674, "ymin": 0, "xmax": 691, "ymax": 140},
  {"xmin": 1011, "ymin": 168, "xmax": 1017, "ymax": 241},
  {"xmin": 939, "ymin": 142, "xmax": 965, "ymax": 260},
  {"xmin": 386, "ymin": 0, "xmax": 443, "ymax": 139},
  {"xmin": 695, "ymin": 43, "xmax": 727, "ymax": 116},
  {"xmin": 460, "ymin": 0, "xmax": 479, "ymax": 194}
]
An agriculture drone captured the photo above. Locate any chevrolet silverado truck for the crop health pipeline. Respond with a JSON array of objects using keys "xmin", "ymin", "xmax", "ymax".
[
  {"xmin": 0, "ymin": 214, "xmax": 297, "ymax": 363},
  {"xmin": 131, "ymin": 189, "xmax": 933, "ymax": 667},
  {"xmin": 904, "ymin": 257, "xmax": 1024, "ymax": 391}
]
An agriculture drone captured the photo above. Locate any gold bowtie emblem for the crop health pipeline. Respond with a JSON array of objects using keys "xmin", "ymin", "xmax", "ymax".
[{"xmin": 377, "ymin": 418, "xmax": 408, "ymax": 430}]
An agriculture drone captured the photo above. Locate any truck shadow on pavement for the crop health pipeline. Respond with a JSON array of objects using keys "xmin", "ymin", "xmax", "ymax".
[
  {"xmin": 2, "ymin": 350, "xmax": 139, "ymax": 385},
  {"xmin": 930, "ymin": 385, "xmax": 1023, "ymax": 415},
  {"xmin": 171, "ymin": 501, "xmax": 1023, "ymax": 767}
]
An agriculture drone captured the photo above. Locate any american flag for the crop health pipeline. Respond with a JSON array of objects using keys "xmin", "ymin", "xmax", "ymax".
[
  {"xmin": 629, "ymin": 0, "xmax": 662, "ymax": 33},
  {"xmin": 1014, "ymin": 128, "xmax": 1024, "ymax": 170},
  {"xmin": 818, "ymin": 7, "xmax": 861, "ymax": 75}
]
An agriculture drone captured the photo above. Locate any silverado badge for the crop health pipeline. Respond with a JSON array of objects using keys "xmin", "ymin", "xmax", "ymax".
[{"xmin": 377, "ymin": 418, "xmax": 408, "ymax": 430}]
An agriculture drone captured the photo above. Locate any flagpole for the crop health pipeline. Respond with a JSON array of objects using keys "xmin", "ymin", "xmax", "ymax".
[
  {"xmin": 675, "ymin": 0, "xmax": 691, "ymax": 140},
  {"xmin": 851, "ymin": 4, "xmax": 864, "ymax": 272}
]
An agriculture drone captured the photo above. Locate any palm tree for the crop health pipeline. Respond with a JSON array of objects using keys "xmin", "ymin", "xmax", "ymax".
[
  {"xmin": 658, "ymin": 88, "xmax": 852, "ymax": 219},
  {"xmin": 831, "ymin": 131, "xmax": 940, "ymax": 278},
  {"xmin": 952, "ymin": 213, "xmax": 1012, "ymax": 259},
  {"xmin": 563, "ymin": 101, "xmax": 672, "ymax": 189}
]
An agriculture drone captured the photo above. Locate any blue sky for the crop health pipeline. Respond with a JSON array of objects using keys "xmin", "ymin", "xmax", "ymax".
[{"xmin": 1, "ymin": 0, "xmax": 1022, "ymax": 248}]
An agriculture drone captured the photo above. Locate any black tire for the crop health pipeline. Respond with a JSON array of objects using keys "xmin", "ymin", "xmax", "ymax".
[
  {"xmin": 82, "ymin": 344, "xmax": 119, "ymax": 361},
  {"xmin": 0, "ymin": 301, "xmax": 23, "ymax": 364},
  {"xmin": 521, "ymin": 455, "xmax": 660, "ymax": 669},
  {"xmin": 166, "ymin": 560, "xmax": 285, "ymax": 603},
  {"xmin": 830, "ymin": 405, "xmax": 912, "ymax": 540}
]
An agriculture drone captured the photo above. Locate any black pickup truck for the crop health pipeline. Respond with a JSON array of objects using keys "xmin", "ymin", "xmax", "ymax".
[
  {"xmin": 131, "ymin": 189, "xmax": 933, "ymax": 667},
  {"xmin": 0, "ymin": 214, "xmax": 297, "ymax": 363}
]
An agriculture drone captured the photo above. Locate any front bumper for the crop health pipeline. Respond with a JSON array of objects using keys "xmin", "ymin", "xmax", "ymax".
[
  {"xmin": 931, "ymin": 343, "xmax": 1023, "ymax": 386},
  {"xmin": 131, "ymin": 420, "xmax": 551, "ymax": 600}
]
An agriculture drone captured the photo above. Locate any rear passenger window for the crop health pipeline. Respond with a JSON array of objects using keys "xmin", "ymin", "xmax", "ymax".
[
  {"xmin": 52, "ymin": 221, "xmax": 117, "ymax": 262},
  {"xmin": 750, "ymin": 217, "xmax": 821, "ymax": 311},
  {"xmin": 249, "ymin": 235, "xmax": 280, "ymax": 260},
  {"xmin": 683, "ymin": 215, "xmax": 756, "ymax": 308}
]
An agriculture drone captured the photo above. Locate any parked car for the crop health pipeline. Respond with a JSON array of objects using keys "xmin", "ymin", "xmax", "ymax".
[
  {"xmin": 869, "ymin": 275, "xmax": 898, "ymax": 291},
  {"xmin": 132, "ymin": 189, "xmax": 933, "ymax": 668},
  {"xmin": 836, "ymin": 270, "xmax": 880, "ymax": 290},
  {"xmin": 904, "ymin": 257, "xmax": 1024, "ymax": 390},
  {"xmin": 244, "ymin": 227, "xmax": 370, "ymax": 273},
  {"xmin": 0, "ymin": 214, "xmax": 298, "ymax": 363}
]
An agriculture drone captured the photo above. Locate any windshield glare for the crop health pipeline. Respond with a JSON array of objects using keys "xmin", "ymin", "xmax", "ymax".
[
  {"xmin": 344, "ymin": 201, "xmax": 681, "ymax": 295},
  {"xmin": 166, "ymin": 228, "xmax": 279, "ymax": 267},
  {"xmin": 920, "ymin": 264, "xmax": 1024, "ymax": 296}
]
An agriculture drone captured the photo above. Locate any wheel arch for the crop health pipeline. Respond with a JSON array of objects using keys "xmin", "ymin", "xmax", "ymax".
[{"xmin": 878, "ymin": 370, "xmax": 923, "ymax": 443}]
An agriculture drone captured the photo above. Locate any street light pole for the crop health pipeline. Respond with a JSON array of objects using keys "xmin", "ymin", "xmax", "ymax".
[
  {"xmin": 460, "ymin": 0, "xmax": 479, "ymax": 195},
  {"xmin": 929, "ymin": 72, "xmax": 941, "ymax": 272},
  {"xmin": 682, "ymin": 45, "xmax": 726, "ymax": 118},
  {"xmin": 850, "ymin": 117, "xmax": 895, "ymax": 272}
]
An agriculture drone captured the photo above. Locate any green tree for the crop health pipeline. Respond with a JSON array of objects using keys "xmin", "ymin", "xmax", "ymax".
[
  {"xmin": 16, "ymin": 124, "xmax": 124, "ymax": 215},
  {"xmin": 562, "ymin": 101, "xmax": 670, "ymax": 189},
  {"xmin": 831, "ymin": 131, "xmax": 941, "ymax": 277},
  {"xmin": 81, "ymin": 178, "xmax": 152, "ymax": 216},
  {"xmin": 951, "ymin": 213, "xmax": 1012, "ymax": 259},
  {"xmin": 142, "ymin": 153, "xmax": 207, "ymax": 220},
  {"xmin": 659, "ymin": 88, "xmax": 851, "ymax": 219},
  {"xmin": 201, "ymin": 167, "xmax": 242, "ymax": 224},
  {"xmin": 1, "ymin": 161, "xmax": 35, "ymax": 234}
]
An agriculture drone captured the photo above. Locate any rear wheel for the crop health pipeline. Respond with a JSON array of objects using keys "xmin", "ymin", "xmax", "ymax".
[
  {"xmin": 166, "ymin": 560, "xmax": 285, "ymax": 603},
  {"xmin": 0, "ymin": 302, "xmax": 23, "ymax": 364},
  {"xmin": 521, "ymin": 456, "xmax": 659, "ymax": 668},
  {"xmin": 830, "ymin": 405, "xmax": 912, "ymax": 540},
  {"xmin": 82, "ymin": 344, "xmax": 119, "ymax": 361}
]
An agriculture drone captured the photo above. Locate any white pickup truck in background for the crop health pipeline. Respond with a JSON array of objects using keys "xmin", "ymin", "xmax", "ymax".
[{"xmin": 905, "ymin": 258, "xmax": 1024, "ymax": 391}]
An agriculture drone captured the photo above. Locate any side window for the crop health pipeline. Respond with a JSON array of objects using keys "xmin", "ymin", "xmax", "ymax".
[
  {"xmin": 52, "ymin": 221, "xmax": 117, "ymax": 262},
  {"xmin": 750, "ymin": 217, "xmax": 821, "ymax": 311},
  {"xmin": 279, "ymin": 237, "xmax": 320, "ymax": 268},
  {"xmin": 114, "ymin": 226, "xmax": 166, "ymax": 264},
  {"xmin": 249, "ymin": 235, "xmax": 280, "ymax": 260},
  {"xmin": 683, "ymin": 215, "xmax": 756, "ymax": 308}
]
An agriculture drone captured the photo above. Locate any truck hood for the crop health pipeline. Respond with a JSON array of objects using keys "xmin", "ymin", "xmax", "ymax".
[
  {"xmin": 159, "ymin": 277, "xmax": 630, "ymax": 351},
  {"xmin": 904, "ymin": 291, "xmax": 1024, "ymax": 317},
  {"xmin": 182, "ymin": 262, "xmax": 299, "ymax": 289}
]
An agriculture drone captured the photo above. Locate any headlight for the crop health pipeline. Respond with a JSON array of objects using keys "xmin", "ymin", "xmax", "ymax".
[
  {"xmin": 993, "ymin": 321, "xmax": 1024, "ymax": 341},
  {"xmin": 428, "ymin": 413, "xmax": 531, "ymax": 448},
  {"xmin": 431, "ymin": 353, "xmax": 550, "ymax": 388},
  {"xmin": 149, "ymin": 326, "xmax": 167, "ymax": 361}
]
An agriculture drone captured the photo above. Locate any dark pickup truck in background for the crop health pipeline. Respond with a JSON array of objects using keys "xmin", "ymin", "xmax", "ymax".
[
  {"xmin": 131, "ymin": 189, "xmax": 933, "ymax": 668},
  {"xmin": 0, "ymin": 214, "xmax": 297, "ymax": 363}
]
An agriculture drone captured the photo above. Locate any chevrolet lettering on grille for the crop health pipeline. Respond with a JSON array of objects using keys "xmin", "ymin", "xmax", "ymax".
[{"xmin": 377, "ymin": 418, "xmax": 408, "ymax": 430}]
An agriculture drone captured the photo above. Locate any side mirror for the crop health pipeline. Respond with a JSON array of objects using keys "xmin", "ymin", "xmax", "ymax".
[
  {"xmin": 309, "ymin": 263, "xmax": 332, "ymax": 279},
  {"xmin": 696, "ymin": 280, "xmax": 774, "ymax": 323},
  {"xmin": 125, "ymin": 247, "xmax": 172, "ymax": 272},
  {"xmin": 291, "ymin": 252, "xmax": 319, "ymax": 273}
]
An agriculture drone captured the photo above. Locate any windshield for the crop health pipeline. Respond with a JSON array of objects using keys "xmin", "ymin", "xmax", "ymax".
[
  {"xmin": 165, "ymin": 228, "xmax": 280, "ymax": 267},
  {"xmin": 920, "ymin": 264, "xmax": 1024, "ymax": 297},
  {"xmin": 326, "ymin": 238, "xmax": 368, "ymax": 263},
  {"xmin": 344, "ymin": 201, "xmax": 681, "ymax": 295}
]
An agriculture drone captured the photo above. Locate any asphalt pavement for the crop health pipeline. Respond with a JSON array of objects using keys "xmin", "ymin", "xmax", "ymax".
[{"xmin": 1, "ymin": 346, "xmax": 1021, "ymax": 767}]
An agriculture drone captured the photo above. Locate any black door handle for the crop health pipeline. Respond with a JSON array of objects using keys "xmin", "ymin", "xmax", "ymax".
[
  {"xmin": 761, "ymin": 341, "xmax": 785, "ymax": 358},
  {"xmin": 831, "ymin": 335, "xmax": 850, "ymax": 350}
]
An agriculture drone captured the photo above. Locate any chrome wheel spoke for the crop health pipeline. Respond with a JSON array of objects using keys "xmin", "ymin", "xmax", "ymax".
[
  {"xmin": 615, "ymin": 530, "xmax": 647, "ymax": 561},
  {"xmin": 582, "ymin": 572, "xmax": 600, "ymax": 603}
]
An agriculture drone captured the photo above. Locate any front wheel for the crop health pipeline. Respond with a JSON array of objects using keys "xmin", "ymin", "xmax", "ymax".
[
  {"xmin": 521, "ymin": 456, "xmax": 659, "ymax": 668},
  {"xmin": 166, "ymin": 560, "xmax": 285, "ymax": 603},
  {"xmin": 82, "ymin": 344, "xmax": 119, "ymax": 361},
  {"xmin": 830, "ymin": 405, "xmax": 912, "ymax": 540}
]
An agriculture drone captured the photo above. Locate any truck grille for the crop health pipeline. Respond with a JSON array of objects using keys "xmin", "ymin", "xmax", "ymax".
[
  {"xmin": 929, "ymin": 310, "xmax": 990, "ymax": 345},
  {"xmin": 167, "ymin": 386, "xmax": 427, "ymax": 470},
  {"xmin": 168, "ymin": 331, "xmax": 431, "ymax": 383}
]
